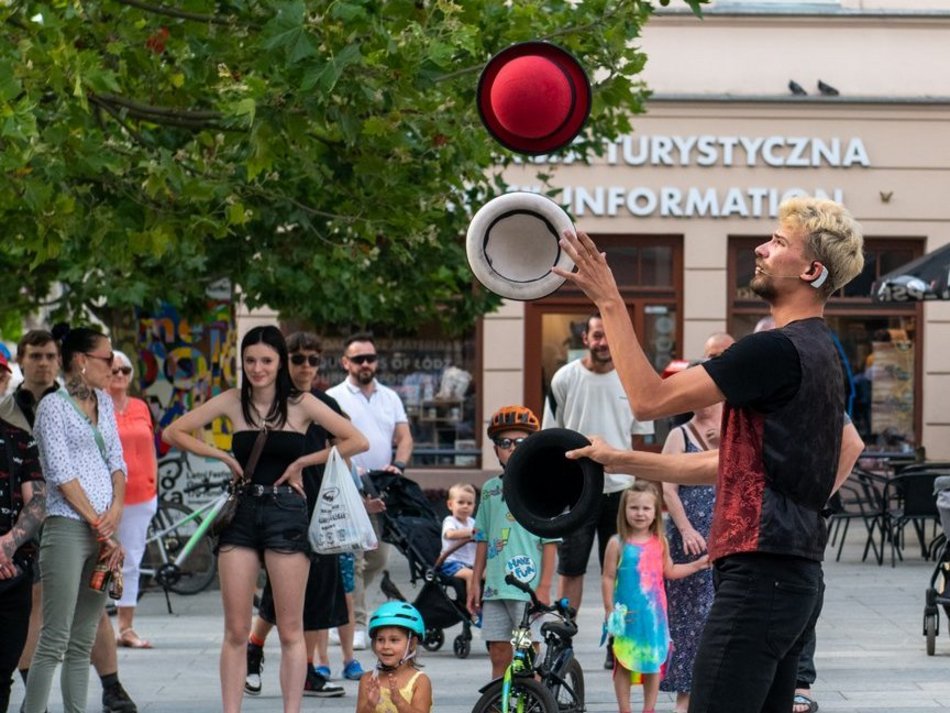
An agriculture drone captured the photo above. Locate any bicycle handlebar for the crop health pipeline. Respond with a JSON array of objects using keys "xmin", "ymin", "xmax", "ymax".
[{"xmin": 503, "ymin": 574, "xmax": 577, "ymax": 620}]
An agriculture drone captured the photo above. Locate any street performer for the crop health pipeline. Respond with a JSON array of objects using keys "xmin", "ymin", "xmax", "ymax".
[{"xmin": 556, "ymin": 196, "xmax": 865, "ymax": 713}]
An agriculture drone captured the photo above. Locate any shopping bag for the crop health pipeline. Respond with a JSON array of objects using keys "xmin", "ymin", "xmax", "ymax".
[{"xmin": 309, "ymin": 446, "xmax": 378, "ymax": 554}]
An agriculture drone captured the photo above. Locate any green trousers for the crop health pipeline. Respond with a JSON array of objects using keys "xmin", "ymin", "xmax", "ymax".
[{"xmin": 21, "ymin": 516, "xmax": 107, "ymax": 713}]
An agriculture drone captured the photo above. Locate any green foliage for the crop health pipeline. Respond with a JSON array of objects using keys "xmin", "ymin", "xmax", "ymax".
[{"xmin": 0, "ymin": 0, "xmax": 705, "ymax": 335}]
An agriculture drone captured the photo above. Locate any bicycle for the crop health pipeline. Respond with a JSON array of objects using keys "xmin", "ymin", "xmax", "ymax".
[
  {"xmin": 471, "ymin": 574, "xmax": 584, "ymax": 713},
  {"xmin": 139, "ymin": 477, "xmax": 230, "ymax": 612}
]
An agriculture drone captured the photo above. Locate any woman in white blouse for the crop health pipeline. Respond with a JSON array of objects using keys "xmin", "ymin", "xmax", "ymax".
[{"xmin": 22, "ymin": 326, "xmax": 127, "ymax": 713}]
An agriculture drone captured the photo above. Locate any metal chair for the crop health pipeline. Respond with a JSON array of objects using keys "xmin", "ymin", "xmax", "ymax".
[{"xmin": 882, "ymin": 471, "xmax": 944, "ymax": 567}]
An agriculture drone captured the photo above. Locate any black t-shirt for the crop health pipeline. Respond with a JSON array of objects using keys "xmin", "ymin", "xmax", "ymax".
[
  {"xmin": 703, "ymin": 329, "xmax": 801, "ymax": 413},
  {"xmin": 303, "ymin": 388, "xmax": 344, "ymax": 513}
]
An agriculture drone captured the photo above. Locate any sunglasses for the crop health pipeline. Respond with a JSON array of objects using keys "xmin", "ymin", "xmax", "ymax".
[
  {"xmin": 348, "ymin": 354, "xmax": 378, "ymax": 366},
  {"xmin": 492, "ymin": 437, "xmax": 527, "ymax": 450},
  {"xmin": 112, "ymin": 367, "xmax": 133, "ymax": 376},
  {"xmin": 290, "ymin": 354, "xmax": 320, "ymax": 367},
  {"xmin": 85, "ymin": 352, "xmax": 115, "ymax": 367}
]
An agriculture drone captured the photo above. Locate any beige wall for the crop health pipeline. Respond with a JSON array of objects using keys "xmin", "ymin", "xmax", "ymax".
[{"xmin": 488, "ymin": 97, "xmax": 950, "ymax": 458}]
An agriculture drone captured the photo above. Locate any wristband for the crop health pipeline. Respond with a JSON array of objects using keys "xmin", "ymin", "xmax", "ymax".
[{"xmin": 391, "ymin": 460, "xmax": 407, "ymax": 472}]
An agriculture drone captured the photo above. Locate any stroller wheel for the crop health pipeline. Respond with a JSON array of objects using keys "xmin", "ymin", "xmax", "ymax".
[
  {"xmin": 453, "ymin": 634, "xmax": 471, "ymax": 659},
  {"xmin": 925, "ymin": 613, "xmax": 937, "ymax": 656},
  {"xmin": 422, "ymin": 628, "xmax": 444, "ymax": 652}
]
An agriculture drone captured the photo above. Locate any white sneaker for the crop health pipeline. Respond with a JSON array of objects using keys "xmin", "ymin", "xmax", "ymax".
[
  {"xmin": 352, "ymin": 631, "xmax": 368, "ymax": 650},
  {"xmin": 328, "ymin": 628, "xmax": 341, "ymax": 646}
]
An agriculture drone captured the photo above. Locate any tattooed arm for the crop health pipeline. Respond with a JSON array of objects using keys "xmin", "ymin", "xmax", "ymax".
[{"xmin": 0, "ymin": 481, "xmax": 46, "ymax": 575}]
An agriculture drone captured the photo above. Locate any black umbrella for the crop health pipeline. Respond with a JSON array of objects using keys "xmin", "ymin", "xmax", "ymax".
[{"xmin": 871, "ymin": 242, "xmax": 950, "ymax": 303}]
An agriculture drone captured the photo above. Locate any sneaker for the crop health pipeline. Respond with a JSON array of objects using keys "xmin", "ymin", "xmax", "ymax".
[
  {"xmin": 102, "ymin": 682, "xmax": 137, "ymax": 713},
  {"xmin": 314, "ymin": 665, "xmax": 332, "ymax": 680},
  {"xmin": 245, "ymin": 643, "xmax": 264, "ymax": 696},
  {"xmin": 604, "ymin": 638, "xmax": 615, "ymax": 670},
  {"xmin": 342, "ymin": 659, "xmax": 365, "ymax": 681},
  {"xmin": 328, "ymin": 628, "xmax": 341, "ymax": 646},
  {"xmin": 303, "ymin": 668, "xmax": 345, "ymax": 698},
  {"xmin": 352, "ymin": 631, "xmax": 368, "ymax": 650}
]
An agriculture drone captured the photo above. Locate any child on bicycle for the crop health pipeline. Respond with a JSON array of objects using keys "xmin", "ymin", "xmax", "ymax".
[
  {"xmin": 356, "ymin": 602, "xmax": 432, "ymax": 713},
  {"xmin": 602, "ymin": 481, "xmax": 709, "ymax": 713},
  {"xmin": 437, "ymin": 482, "xmax": 477, "ymax": 588},
  {"xmin": 466, "ymin": 405, "xmax": 559, "ymax": 679}
]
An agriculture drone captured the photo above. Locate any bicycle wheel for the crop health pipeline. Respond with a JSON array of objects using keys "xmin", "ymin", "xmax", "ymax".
[
  {"xmin": 142, "ymin": 502, "xmax": 217, "ymax": 595},
  {"xmin": 549, "ymin": 657, "xmax": 584, "ymax": 713},
  {"xmin": 472, "ymin": 678, "xmax": 557, "ymax": 713}
]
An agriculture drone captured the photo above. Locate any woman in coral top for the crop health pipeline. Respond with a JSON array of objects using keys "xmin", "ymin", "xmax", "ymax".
[{"xmin": 110, "ymin": 350, "xmax": 158, "ymax": 649}]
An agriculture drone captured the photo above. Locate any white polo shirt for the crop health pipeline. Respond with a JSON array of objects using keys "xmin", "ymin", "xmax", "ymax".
[
  {"xmin": 326, "ymin": 378, "xmax": 408, "ymax": 473},
  {"xmin": 541, "ymin": 359, "xmax": 654, "ymax": 494}
]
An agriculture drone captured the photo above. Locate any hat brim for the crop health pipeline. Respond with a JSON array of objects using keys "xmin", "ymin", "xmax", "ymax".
[
  {"xmin": 478, "ymin": 41, "xmax": 592, "ymax": 156},
  {"xmin": 466, "ymin": 192, "xmax": 575, "ymax": 301}
]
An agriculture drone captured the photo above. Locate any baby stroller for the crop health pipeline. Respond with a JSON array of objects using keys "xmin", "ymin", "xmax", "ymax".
[
  {"xmin": 923, "ymin": 475, "xmax": 950, "ymax": 655},
  {"xmin": 364, "ymin": 471, "xmax": 475, "ymax": 658}
]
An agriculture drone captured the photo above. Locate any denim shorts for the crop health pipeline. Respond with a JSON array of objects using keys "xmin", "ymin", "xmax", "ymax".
[
  {"xmin": 217, "ymin": 491, "xmax": 310, "ymax": 556},
  {"xmin": 437, "ymin": 560, "xmax": 471, "ymax": 578}
]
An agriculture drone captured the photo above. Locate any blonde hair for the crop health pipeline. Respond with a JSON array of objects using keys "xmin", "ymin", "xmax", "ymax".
[
  {"xmin": 778, "ymin": 197, "xmax": 865, "ymax": 298},
  {"xmin": 447, "ymin": 482, "xmax": 476, "ymax": 502},
  {"xmin": 616, "ymin": 481, "xmax": 668, "ymax": 553}
]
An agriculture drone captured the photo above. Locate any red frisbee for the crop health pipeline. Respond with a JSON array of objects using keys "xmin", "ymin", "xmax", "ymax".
[{"xmin": 478, "ymin": 41, "xmax": 592, "ymax": 155}]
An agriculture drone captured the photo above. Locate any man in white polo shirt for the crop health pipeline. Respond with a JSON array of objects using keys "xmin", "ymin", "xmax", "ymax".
[
  {"xmin": 327, "ymin": 333, "xmax": 413, "ymax": 647},
  {"xmin": 542, "ymin": 313, "xmax": 653, "ymax": 667}
]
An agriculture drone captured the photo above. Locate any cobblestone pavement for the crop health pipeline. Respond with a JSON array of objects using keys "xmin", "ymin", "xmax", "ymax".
[{"xmin": 10, "ymin": 535, "xmax": 950, "ymax": 712}]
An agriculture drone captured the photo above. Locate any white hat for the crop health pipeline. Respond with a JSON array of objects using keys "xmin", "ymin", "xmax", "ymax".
[{"xmin": 466, "ymin": 192, "xmax": 575, "ymax": 301}]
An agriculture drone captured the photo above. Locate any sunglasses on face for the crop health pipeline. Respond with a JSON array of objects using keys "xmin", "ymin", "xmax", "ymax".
[
  {"xmin": 290, "ymin": 354, "xmax": 320, "ymax": 367},
  {"xmin": 85, "ymin": 352, "xmax": 115, "ymax": 367},
  {"xmin": 492, "ymin": 437, "xmax": 527, "ymax": 450},
  {"xmin": 112, "ymin": 367, "xmax": 133, "ymax": 376},
  {"xmin": 348, "ymin": 354, "xmax": 377, "ymax": 366}
]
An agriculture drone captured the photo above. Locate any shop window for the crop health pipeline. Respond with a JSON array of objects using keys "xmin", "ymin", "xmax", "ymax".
[
  {"xmin": 315, "ymin": 330, "xmax": 479, "ymax": 469},
  {"xmin": 728, "ymin": 237, "xmax": 922, "ymax": 453}
]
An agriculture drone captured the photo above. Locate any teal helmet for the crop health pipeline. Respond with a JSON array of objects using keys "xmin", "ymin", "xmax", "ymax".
[{"xmin": 368, "ymin": 601, "xmax": 425, "ymax": 639}]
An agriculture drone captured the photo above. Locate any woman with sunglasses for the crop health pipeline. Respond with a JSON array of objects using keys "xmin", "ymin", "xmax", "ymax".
[
  {"xmin": 22, "ymin": 326, "xmax": 127, "ymax": 713},
  {"xmin": 109, "ymin": 350, "xmax": 158, "ymax": 649},
  {"xmin": 163, "ymin": 326, "xmax": 368, "ymax": 713}
]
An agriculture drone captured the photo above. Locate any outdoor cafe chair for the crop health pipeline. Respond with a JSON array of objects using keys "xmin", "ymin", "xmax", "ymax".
[
  {"xmin": 827, "ymin": 481, "xmax": 883, "ymax": 563},
  {"xmin": 881, "ymin": 471, "xmax": 944, "ymax": 568}
]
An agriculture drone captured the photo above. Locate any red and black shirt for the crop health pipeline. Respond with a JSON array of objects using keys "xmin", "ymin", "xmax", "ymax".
[
  {"xmin": 703, "ymin": 317, "xmax": 844, "ymax": 562},
  {"xmin": 0, "ymin": 418, "xmax": 44, "ymax": 546}
]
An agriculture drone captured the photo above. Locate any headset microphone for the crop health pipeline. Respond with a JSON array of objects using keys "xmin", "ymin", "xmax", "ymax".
[{"xmin": 757, "ymin": 264, "xmax": 829, "ymax": 289}]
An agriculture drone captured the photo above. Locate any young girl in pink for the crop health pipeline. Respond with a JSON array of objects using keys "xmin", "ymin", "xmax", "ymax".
[{"xmin": 602, "ymin": 481, "xmax": 710, "ymax": 713}]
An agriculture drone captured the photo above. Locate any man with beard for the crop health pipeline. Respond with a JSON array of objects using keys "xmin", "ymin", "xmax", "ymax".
[
  {"xmin": 558, "ymin": 197, "xmax": 865, "ymax": 713},
  {"xmin": 327, "ymin": 333, "xmax": 413, "ymax": 649},
  {"xmin": 542, "ymin": 313, "xmax": 653, "ymax": 668}
]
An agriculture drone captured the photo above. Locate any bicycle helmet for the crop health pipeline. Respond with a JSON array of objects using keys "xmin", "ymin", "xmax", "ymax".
[
  {"xmin": 487, "ymin": 405, "xmax": 540, "ymax": 439},
  {"xmin": 368, "ymin": 601, "xmax": 425, "ymax": 639}
]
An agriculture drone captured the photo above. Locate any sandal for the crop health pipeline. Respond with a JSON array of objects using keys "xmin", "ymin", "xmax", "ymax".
[
  {"xmin": 117, "ymin": 628, "xmax": 153, "ymax": 649},
  {"xmin": 792, "ymin": 693, "xmax": 819, "ymax": 713}
]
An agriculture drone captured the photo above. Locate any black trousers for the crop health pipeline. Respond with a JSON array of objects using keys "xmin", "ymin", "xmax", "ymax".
[
  {"xmin": 0, "ymin": 573, "xmax": 33, "ymax": 713},
  {"xmin": 689, "ymin": 553, "xmax": 823, "ymax": 713}
]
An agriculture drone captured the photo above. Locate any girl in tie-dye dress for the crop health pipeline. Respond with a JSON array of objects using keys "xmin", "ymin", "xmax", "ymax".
[{"xmin": 602, "ymin": 482, "xmax": 710, "ymax": 713}]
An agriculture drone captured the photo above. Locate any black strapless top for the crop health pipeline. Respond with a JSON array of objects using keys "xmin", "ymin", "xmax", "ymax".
[{"xmin": 232, "ymin": 430, "xmax": 306, "ymax": 487}]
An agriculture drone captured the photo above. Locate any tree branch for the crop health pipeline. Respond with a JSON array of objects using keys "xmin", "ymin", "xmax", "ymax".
[{"xmin": 113, "ymin": 0, "xmax": 239, "ymax": 26}]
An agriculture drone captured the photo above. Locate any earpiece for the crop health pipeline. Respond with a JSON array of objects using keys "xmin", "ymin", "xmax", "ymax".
[{"xmin": 810, "ymin": 263, "xmax": 829, "ymax": 289}]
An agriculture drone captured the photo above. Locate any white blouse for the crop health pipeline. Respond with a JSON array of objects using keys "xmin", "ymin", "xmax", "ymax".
[{"xmin": 34, "ymin": 388, "xmax": 128, "ymax": 521}]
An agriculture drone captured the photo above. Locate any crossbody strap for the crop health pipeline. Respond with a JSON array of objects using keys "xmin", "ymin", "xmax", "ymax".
[
  {"xmin": 56, "ymin": 390, "xmax": 108, "ymax": 464},
  {"xmin": 682, "ymin": 421, "xmax": 711, "ymax": 452},
  {"xmin": 238, "ymin": 427, "xmax": 269, "ymax": 485}
]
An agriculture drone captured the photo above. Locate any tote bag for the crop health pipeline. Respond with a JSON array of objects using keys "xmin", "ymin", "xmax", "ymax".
[{"xmin": 309, "ymin": 446, "xmax": 378, "ymax": 554}]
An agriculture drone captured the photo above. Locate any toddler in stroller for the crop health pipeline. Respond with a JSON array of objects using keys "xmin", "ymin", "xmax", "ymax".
[
  {"xmin": 923, "ymin": 475, "xmax": 950, "ymax": 655},
  {"xmin": 366, "ymin": 471, "xmax": 476, "ymax": 659}
]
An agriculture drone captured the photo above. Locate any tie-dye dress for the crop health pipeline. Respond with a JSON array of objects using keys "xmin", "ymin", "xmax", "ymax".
[{"xmin": 611, "ymin": 535, "xmax": 670, "ymax": 675}]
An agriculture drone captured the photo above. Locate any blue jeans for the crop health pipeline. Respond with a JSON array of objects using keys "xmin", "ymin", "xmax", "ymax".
[{"xmin": 688, "ymin": 553, "xmax": 823, "ymax": 713}]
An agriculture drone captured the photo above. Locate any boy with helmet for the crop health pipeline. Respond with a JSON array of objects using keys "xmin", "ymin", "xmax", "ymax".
[
  {"xmin": 356, "ymin": 602, "xmax": 432, "ymax": 713},
  {"xmin": 466, "ymin": 406, "xmax": 560, "ymax": 679}
]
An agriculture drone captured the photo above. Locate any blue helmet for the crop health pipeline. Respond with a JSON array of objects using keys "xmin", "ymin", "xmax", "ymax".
[{"xmin": 368, "ymin": 602, "xmax": 425, "ymax": 639}]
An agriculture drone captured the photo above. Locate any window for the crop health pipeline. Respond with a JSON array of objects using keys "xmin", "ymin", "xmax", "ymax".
[{"xmin": 728, "ymin": 237, "xmax": 923, "ymax": 452}]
